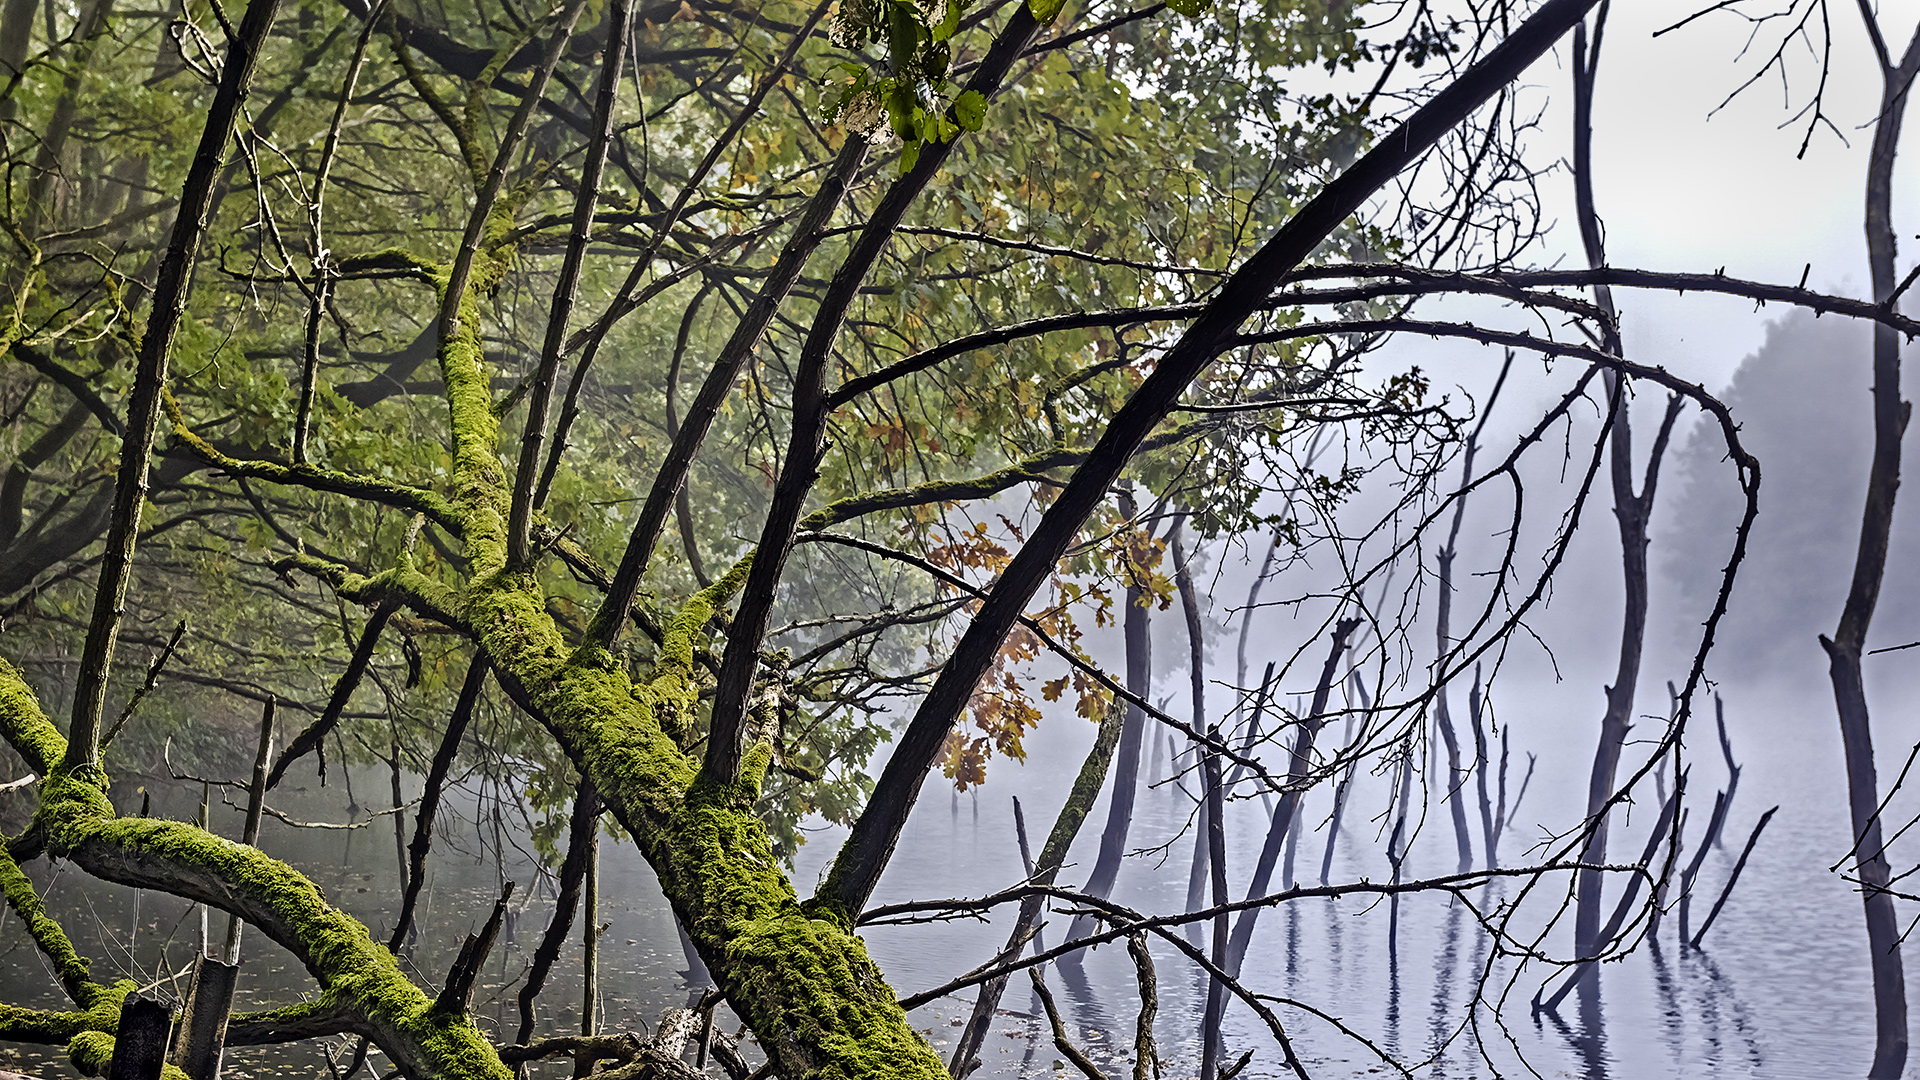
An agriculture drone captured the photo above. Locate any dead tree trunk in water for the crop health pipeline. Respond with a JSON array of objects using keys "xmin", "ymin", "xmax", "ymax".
[
  {"xmin": 1433, "ymin": 353, "xmax": 1512, "ymax": 874},
  {"xmin": 1173, "ymin": 522, "xmax": 1214, "ymax": 947},
  {"xmin": 1063, "ymin": 488, "xmax": 1152, "ymax": 952},
  {"xmin": 1319, "ymin": 663, "xmax": 1370, "ymax": 885},
  {"xmin": 1823, "ymin": 12, "xmax": 1920, "ymax": 1076},
  {"xmin": 1224, "ymin": 618, "xmax": 1360, "ymax": 973},
  {"xmin": 1567, "ymin": 13, "xmax": 1684, "ymax": 984},
  {"xmin": 949, "ymin": 704, "xmax": 1124, "ymax": 1077},
  {"xmin": 1198, "ymin": 724, "xmax": 1229, "ymax": 1080},
  {"xmin": 1469, "ymin": 666, "xmax": 1499, "ymax": 869}
]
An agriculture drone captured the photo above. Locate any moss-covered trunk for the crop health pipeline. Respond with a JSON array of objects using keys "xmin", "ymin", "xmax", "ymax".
[{"xmin": 468, "ymin": 571, "xmax": 946, "ymax": 1079}]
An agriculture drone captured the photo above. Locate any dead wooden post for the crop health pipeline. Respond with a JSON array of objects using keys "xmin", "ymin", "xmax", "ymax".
[
  {"xmin": 224, "ymin": 697, "xmax": 273, "ymax": 963},
  {"xmin": 1689, "ymin": 806, "xmax": 1778, "ymax": 949},
  {"xmin": 573, "ymin": 826, "xmax": 600, "ymax": 1080},
  {"xmin": 194, "ymin": 783, "xmax": 210, "ymax": 950},
  {"xmin": 108, "ymin": 995, "xmax": 170, "ymax": 1080},
  {"xmin": 170, "ymin": 955, "xmax": 237, "ymax": 1080},
  {"xmin": 438, "ymin": 881, "xmax": 515, "ymax": 1014},
  {"xmin": 169, "ymin": 697, "xmax": 269, "ymax": 1080},
  {"xmin": 1126, "ymin": 933, "xmax": 1157, "ymax": 1080},
  {"xmin": 1535, "ymin": 783, "xmax": 1682, "ymax": 1015},
  {"xmin": 695, "ymin": 989, "xmax": 719, "ymax": 1070}
]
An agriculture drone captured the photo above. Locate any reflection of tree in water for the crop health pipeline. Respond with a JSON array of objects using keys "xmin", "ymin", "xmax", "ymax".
[
  {"xmin": 1427, "ymin": 898, "xmax": 1463, "ymax": 1076},
  {"xmin": 1532, "ymin": 920, "xmax": 1767, "ymax": 1080},
  {"xmin": 1649, "ymin": 938, "xmax": 1690, "ymax": 1071},
  {"xmin": 1054, "ymin": 952, "xmax": 1131, "ymax": 1075},
  {"xmin": 1535, "ymin": 976, "xmax": 1607, "ymax": 1080},
  {"xmin": 1679, "ymin": 943, "xmax": 1766, "ymax": 1074},
  {"xmin": 1285, "ymin": 900, "xmax": 1301, "ymax": 989}
]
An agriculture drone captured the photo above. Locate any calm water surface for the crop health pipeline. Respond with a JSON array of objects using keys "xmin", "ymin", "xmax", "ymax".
[{"xmin": 0, "ymin": 696, "xmax": 1904, "ymax": 1080}]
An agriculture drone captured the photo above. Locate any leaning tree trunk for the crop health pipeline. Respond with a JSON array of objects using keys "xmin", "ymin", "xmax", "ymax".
[
  {"xmin": 820, "ymin": 0, "xmax": 1617, "ymax": 922},
  {"xmin": 1823, "ymin": 13, "xmax": 1920, "ymax": 1077}
]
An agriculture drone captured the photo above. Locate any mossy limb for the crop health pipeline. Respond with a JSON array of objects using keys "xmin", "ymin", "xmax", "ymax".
[
  {"xmin": 0, "ymin": 657, "xmax": 65, "ymax": 776},
  {"xmin": 0, "ymin": 834, "xmax": 103, "ymax": 1007},
  {"xmin": 2, "ymin": 663, "xmax": 512, "ymax": 1079},
  {"xmin": 472, "ymin": 575, "xmax": 945, "ymax": 1079},
  {"xmin": 0, "ymin": 1003, "xmax": 92, "ymax": 1044}
]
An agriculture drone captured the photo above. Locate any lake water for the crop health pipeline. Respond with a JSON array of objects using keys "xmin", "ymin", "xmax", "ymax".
[{"xmin": 0, "ymin": 686, "xmax": 1907, "ymax": 1080}]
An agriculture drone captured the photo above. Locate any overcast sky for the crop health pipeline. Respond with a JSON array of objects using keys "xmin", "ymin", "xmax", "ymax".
[{"xmin": 1549, "ymin": 1, "xmax": 1917, "ymax": 391}]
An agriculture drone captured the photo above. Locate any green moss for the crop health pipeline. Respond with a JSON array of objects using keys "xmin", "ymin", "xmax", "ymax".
[
  {"xmin": 65, "ymin": 1029, "xmax": 192, "ymax": 1080},
  {"xmin": 0, "ymin": 833, "xmax": 101, "ymax": 1007},
  {"xmin": 58, "ymin": 812, "xmax": 513, "ymax": 1079},
  {"xmin": 450, "ymin": 553, "xmax": 949, "ymax": 1077},
  {"xmin": 273, "ymin": 558, "xmax": 466, "ymax": 628},
  {"xmin": 647, "ymin": 558, "xmax": 752, "ymax": 744},
  {"xmin": 469, "ymin": 569, "xmax": 944, "ymax": 1077},
  {"xmin": 230, "ymin": 993, "xmax": 342, "ymax": 1034},
  {"xmin": 642, "ymin": 765, "xmax": 943, "ymax": 1079},
  {"xmin": 432, "ymin": 257, "xmax": 511, "ymax": 579},
  {"xmin": 0, "ymin": 1003, "xmax": 89, "ymax": 1044},
  {"xmin": 335, "ymin": 248, "xmax": 442, "ymax": 277},
  {"xmin": 65, "ymin": 1030, "xmax": 113, "ymax": 1074},
  {"xmin": 0, "ymin": 667, "xmax": 512, "ymax": 1080},
  {"xmin": 161, "ymin": 393, "xmax": 462, "ymax": 534},
  {"xmin": 0, "ymin": 657, "xmax": 65, "ymax": 776},
  {"xmin": 661, "ymin": 556, "xmax": 750, "ymax": 675}
]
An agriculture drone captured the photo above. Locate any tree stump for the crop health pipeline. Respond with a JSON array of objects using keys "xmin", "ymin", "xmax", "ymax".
[
  {"xmin": 171, "ymin": 954, "xmax": 238, "ymax": 1080},
  {"xmin": 107, "ymin": 995, "xmax": 170, "ymax": 1080}
]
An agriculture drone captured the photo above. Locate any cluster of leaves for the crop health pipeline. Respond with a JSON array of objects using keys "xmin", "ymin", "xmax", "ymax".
[
  {"xmin": 0, "ymin": 0, "xmax": 1467, "ymax": 884},
  {"xmin": 828, "ymin": 0, "xmax": 988, "ymax": 171}
]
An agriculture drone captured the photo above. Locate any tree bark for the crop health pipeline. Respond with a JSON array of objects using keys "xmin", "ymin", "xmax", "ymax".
[
  {"xmin": 1223, "ymin": 619, "xmax": 1359, "ymax": 974},
  {"xmin": 64, "ymin": 0, "xmax": 287, "ymax": 769},
  {"xmin": 1062, "ymin": 490, "xmax": 1152, "ymax": 950},
  {"xmin": 1821, "ymin": 13, "xmax": 1920, "ymax": 1078},
  {"xmin": 822, "ymin": 0, "xmax": 1613, "ymax": 919}
]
